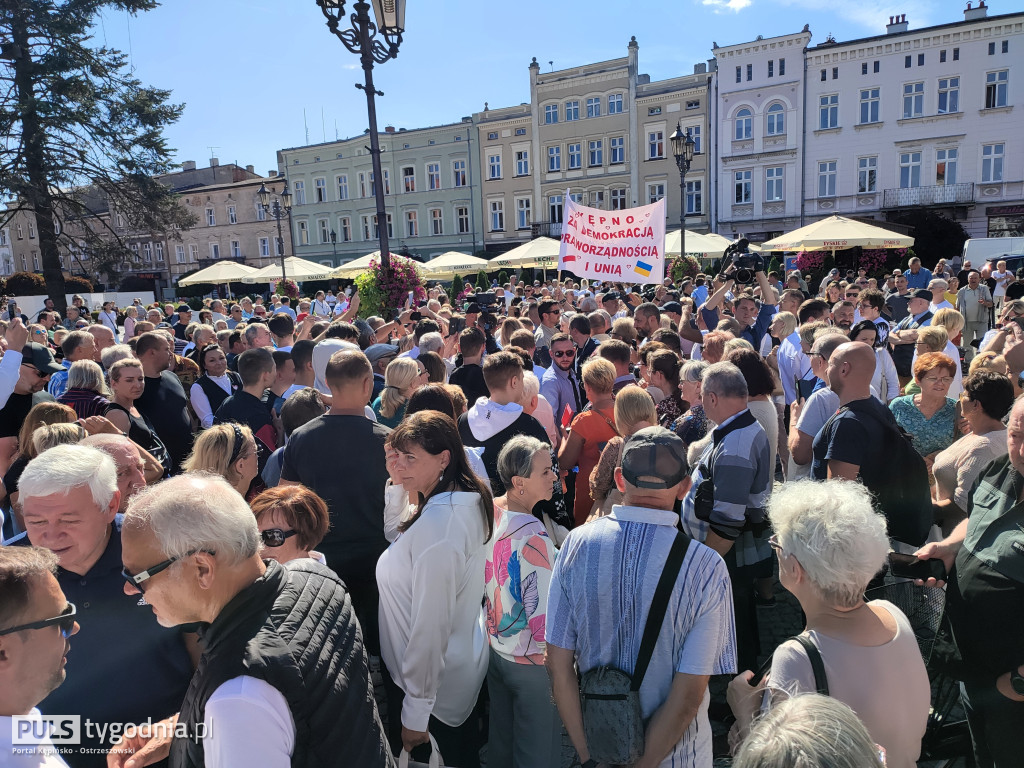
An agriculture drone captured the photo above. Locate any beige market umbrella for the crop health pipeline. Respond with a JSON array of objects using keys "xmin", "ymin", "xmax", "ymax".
[
  {"xmin": 421, "ymin": 251, "xmax": 490, "ymax": 280},
  {"xmin": 665, "ymin": 230, "xmax": 733, "ymax": 256},
  {"xmin": 177, "ymin": 260, "xmax": 259, "ymax": 287},
  {"xmin": 242, "ymin": 256, "xmax": 335, "ymax": 283},
  {"xmin": 490, "ymin": 237, "xmax": 561, "ymax": 270},
  {"xmin": 760, "ymin": 215, "xmax": 914, "ymax": 252},
  {"xmin": 331, "ymin": 251, "xmax": 381, "ymax": 279}
]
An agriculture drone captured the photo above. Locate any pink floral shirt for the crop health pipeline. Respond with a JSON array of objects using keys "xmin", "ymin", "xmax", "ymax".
[{"xmin": 485, "ymin": 504, "xmax": 558, "ymax": 665}]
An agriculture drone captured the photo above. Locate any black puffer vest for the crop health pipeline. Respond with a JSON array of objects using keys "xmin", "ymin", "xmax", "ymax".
[{"xmin": 170, "ymin": 559, "xmax": 394, "ymax": 768}]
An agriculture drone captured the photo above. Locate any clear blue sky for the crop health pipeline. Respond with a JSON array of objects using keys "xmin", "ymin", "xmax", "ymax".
[{"xmin": 96, "ymin": 0, "xmax": 949, "ymax": 174}]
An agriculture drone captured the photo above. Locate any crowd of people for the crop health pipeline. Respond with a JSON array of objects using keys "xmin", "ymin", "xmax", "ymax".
[{"xmin": 0, "ymin": 254, "xmax": 1022, "ymax": 768}]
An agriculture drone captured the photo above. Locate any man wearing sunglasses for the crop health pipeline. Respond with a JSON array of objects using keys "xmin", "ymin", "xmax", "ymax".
[
  {"xmin": 113, "ymin": 474, "xmax": 391, "ymax": 768},
  {"xmin": 18, "ymin": 445, "xmax": 193, "ymax": 767},
  {"xmin": 0, "ymin": 546, "xmax": 79, "ymax": 767},
  {"xmin": 533, "ymin": 298, "xmax": 561, "ymax": 369},
  {"xmin": 540, "ymin": 334, "xmax": 583, "ymax": 430}
]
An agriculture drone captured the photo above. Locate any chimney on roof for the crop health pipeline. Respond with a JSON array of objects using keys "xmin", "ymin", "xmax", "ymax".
[
  {"xmin": 384, "ymin": 125, "xmax": 395, "ymax": 133},
  {"xmin": 886, "ymin": 13, "xmax": 909, "ymax": 33},
  {"xmin": 965, "ymin": 0, "xmax": 988, "ymax": 20},
  {"xmin": 694, "ymin": 62, "xmax": 707, "ymax": 74},
  {"xmin": 209, "ymin": 157, "xmax": 219, "ymax": 167},
  {"xmin": 245, "ymin": 164, "xmax": 254, "ymax": 173},
  {"xmin": 181, "ymin": 160, "xmax": 196, "ymax": 171},
  {"xmin": 269, "ymin": 170, "xmax": 278, "ymax": 178}
]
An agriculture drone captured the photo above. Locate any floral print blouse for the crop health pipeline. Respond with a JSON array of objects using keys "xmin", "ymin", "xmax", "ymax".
[{"xmin": 485, "ymin": 505, "xmax": 558, "ymax": 665}]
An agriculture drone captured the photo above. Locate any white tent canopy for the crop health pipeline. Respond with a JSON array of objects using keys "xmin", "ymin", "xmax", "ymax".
[
  {"xmin": 177, "ymin": 260, "xmax": 259, "ymax": 287},
  {"xmin": 490, "ymin": 237, "xmax": 561, "ymax": 270},
  {"xmin": 331, "ymin": 251, "xmax": 381, "ymax": 279},
  {"xmin": 242, "ymin": 257, "xmax": 334, "ymax": 283},
  {"xmin": 421, "ymin": 251, "xmax": 490, "ymax": 280}
]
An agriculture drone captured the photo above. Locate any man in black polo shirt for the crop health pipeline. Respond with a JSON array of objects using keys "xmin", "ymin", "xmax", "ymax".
[
  {"xmin": 18, "ymin": 444, "xmax": 193, "ymax": 767},
  {"xmin": 448, "ymin": 327, "xmax": 489, "ymax": 407},
  {"xmin": 171, "ymin": 304, "xmax": 192, "ymax": 341},
  {"xmin": 134, "ymin": 332, "xmax": 193, "ymax": 473},
  {"xmin": 215, "ymin": 348, "xmax": 279, "ymax": 495}
]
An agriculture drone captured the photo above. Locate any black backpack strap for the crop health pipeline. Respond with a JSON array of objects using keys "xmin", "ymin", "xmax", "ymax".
[
  {"xmin": 792, "ymin": 634, "xmax": 829, "ymax": 696},
  {"xmin": 631, "ymin": 533, "xmax": 690, "ymax": 691}
]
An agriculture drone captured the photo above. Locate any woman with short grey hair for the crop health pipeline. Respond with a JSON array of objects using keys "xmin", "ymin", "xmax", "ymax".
[
  {"xmin": 727, "ymin": 479, "xmax": 930, "ymax": 768},
  {"xmin": 486, "ymin": 435, "xmax": 562, "ymax": 768},
  {"xmin": 672, "ymin": 359, "xmax": 711, "ymax": 449}
]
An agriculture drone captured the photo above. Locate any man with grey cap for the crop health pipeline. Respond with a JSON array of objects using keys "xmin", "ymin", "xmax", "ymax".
[
  {"xmin": 888, "ymin": 288, "xmax": 934, "ymax": 381},
  {"xmin": 546, "ymin": 426, "xmax": 736, "ymax": 768},
  {"xmin": 365, "ymin": 342, "xmax": 398, "ymax": 403}
]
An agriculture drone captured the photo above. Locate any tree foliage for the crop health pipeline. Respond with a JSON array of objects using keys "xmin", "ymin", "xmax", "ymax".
[
  {"xmin": 885, "ymin": 210, "xmax": 969, "ymax": 270},
  {"xmin": 0, "ymin": 0, "xmax": 194, "ymax": 313}
]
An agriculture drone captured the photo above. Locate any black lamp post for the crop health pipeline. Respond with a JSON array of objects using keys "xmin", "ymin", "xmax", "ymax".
[
  {"xmin": 669, "ymin": 121, "xmax": 696, "ymax": 261},
  {"xmin": 257, "ymin": 181, "xmax": 293, "ymax": 284},
  {"xmin": 316, "ymin": 0, "xmax": 405, "ymax": 273},
  {"xmin": 330, "ymin": 228, "xmax": 338, "ymax": 263}
]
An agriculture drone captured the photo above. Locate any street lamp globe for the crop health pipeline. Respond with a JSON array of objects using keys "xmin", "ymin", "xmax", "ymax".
[
  {"xmin": 670, "ymin": 121, "xmax": 695, "ymax": 164},
  {"xmin": 256, "ymin": 182, "xmax": 270, "ymax": 209},
  {"xmin": 371, "ymin": 0, "xmax": 405, "ymax": 36},
  {"xmin": 280, "ymin": 182, "xmax": 293, "ymax": 211}
]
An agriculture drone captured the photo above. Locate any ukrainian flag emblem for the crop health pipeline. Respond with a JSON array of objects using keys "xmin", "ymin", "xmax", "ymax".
[{"xmin": 634, "ymin": 260, "xmax": 653, "ymax": 278}]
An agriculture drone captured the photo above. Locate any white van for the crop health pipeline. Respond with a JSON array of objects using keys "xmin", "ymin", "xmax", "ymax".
[{"xmin": 962, "ymin": 237, "xmax": 1024, "ymax": 269}]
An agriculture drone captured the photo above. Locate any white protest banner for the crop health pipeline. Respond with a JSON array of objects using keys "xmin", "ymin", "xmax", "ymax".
[{"xmin": 557, "ymin": 194, "xmax": 667, "ymax": 284}]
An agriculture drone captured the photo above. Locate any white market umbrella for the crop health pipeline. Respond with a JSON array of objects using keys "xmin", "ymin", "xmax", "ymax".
[
  {"xmin": 760, "ymin": 215, "xmax": 914, "ymax": 252},
  {"xmin": 490, "ymin": 237, "xmax": 561, "ymax": 270},
  {"xmin": 421, "ymin": 251, "xmax": 490, "ymax": 280},
  {"xmin": 177, "ymin": 260, "xmax": 259, "ymax": 287},
  {"xmin": 242, "ymin": 256, "xmax": 334, "ymax": 283},
  {"xmin": 665, "ymin": 230, "xmax": 734, "ymax": 256},
  {"xmin": 331, "ymin": 251, "xmax": 381, "ymax": 279}
]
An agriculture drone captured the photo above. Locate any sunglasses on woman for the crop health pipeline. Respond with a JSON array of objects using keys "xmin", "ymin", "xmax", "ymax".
[
  {"xmin": 0, "ymin": 603, "xmax": 77, "ymax": 639},
  {"xmin": 261, "ymin": 528, "xmax": 297, "ymax": 547}
]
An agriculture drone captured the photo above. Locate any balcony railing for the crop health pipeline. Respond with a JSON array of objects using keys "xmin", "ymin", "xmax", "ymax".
[
  {"xmin": 531, "ymin": 221, "xmax": 563, "ymax": 238},
  {"xmin": 882, "ymin": 182, "xmax": 974, "ymax": 209}
]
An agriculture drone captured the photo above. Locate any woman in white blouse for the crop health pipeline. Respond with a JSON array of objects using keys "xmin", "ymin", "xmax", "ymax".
[
  {"xmin": 377, "ymin": 410, "xmax": 494, "ymax": 767},
  {"xmin": 849, "ymin": 321, "xmax": 899, "ymax": 403},
  {"xmin": 189, "ymin": 344, "xmax": 242, "ymax": 428}
]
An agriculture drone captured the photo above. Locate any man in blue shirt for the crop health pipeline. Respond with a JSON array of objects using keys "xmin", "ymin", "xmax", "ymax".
[
  {"xmin": 540, "ymin": 334, "xmax": 582, "ymax": 425},
  {"xmin": 903, "ymin": 256, "xmax": 933, "ymax": 290},
  {"xmin": 273, "ymin": 295, "xmax": 297, "ymax": 321}
]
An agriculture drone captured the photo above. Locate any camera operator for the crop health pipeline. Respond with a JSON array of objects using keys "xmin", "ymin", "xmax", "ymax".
[
  {"xmin": 464, "ymin": 297, "xmax": 499, "ymax": 355},
  {"xmin": 699, "ymin": 240, "xmax": 777, "ymax": 351}
]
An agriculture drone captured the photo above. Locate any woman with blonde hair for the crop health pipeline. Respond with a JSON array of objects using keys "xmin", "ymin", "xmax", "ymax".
[
  {"xmin": 923, "ymin": 307, "xmax": 965, "ymax": 397},
  {"xmin": 371, "ymin": 356, "xmax": 427, "ymax": 428},
  {"xmin": 0, "ymin": 402, "xmax": 76, "ymax": 515},
  {"xmin": 123, "ymin": 305, "xmax": 138, "ymax": 339},
  {"xmin": 105, "ymin": 358, "xmax": 171, "ymax": 476},
  {"xmin": 498, "ymin": 317, "xmax": 523, "ymax": 349},
  {"xmin": 32, "ymin": 422, "xmax": 86, "ymax": 455},
  {"xmin": 589, "ymin": 385, "xmax": 657, "ymax": 518},
  {"xmin": 183, "ymin": 423, "xmax": 259, "ymax": 498},
  {"xmin": 968, "ymin": 350, "xmax": 1007, "ymax": 376}
]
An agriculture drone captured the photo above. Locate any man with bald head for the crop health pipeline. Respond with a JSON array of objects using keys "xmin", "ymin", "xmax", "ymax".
[
  {"xmin": 81, "ymin": 434, "xmax": 150, "ymax": 511},
  {"xmin": 86, "ymin": 324, "xmax": 116, "ymax": 363}
]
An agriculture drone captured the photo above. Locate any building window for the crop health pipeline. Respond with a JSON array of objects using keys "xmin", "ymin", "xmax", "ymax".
[
  {"xmin": 515, "ymin": 127, "xmax": 526, "ymax": 136},
  {"xmin": 819, "ymin": 94, "xmax": 839, "ymax": 129},
  {"xmin": 953, "ymin": 47, "xmax": 959, "ymax": 60},
  {"xmin": 340, "ymin": 217, "xmax": 351, "ymax": 242},
  {"xmin": 818, "ymin": 161, "xmax": 837, "ymax": 197},
  {"xmin": 899, "ymin": 152, "xmax": 921, "ymax": 189},
  {"xmin": 227, "ymin": 206, "xmax": 237, "ymax": 224},
  {"xmin": 517, "ymin": 198, "xmax": 531, "ymax": 229},
  {"xmin": 314, "ymin": 178, "xmax": 327, "ymax": 202},
  {"xmin": 565, "ymin": 101, "xmax": 579, "ymax": 121},
  {"xmin": 903, "ymin": 82, "xmax": 924, "ymax": 118},
  {"xmin": 858, "ymin": 156, "xmax": 877, "ymax": 193},
  {"xmin": 768, "ymin": 59, "xmax": 774, "ymax": 78},
  {"xmin": 206, "ymin": 208, "xmax": 216, "ymax": 226},
  {"xmin": 143, "ymin": 243, "xmax": 152, "ymax": 261},
  {"xmin": 318, "ymin": 219, "xmax": 330, "ymax": 244},
  {"xmin": 405, "ymin": 211, "xmax": 418, "ymax": 238},
  {"xmin": 189, "ymin": 244, "xmax": 198, "ymax": 262},
  {"xmin": 936, "ymin": 148, "xmax": 958, "ymax": 186},
  {"xmin": 548, "ymin": 146, "xmax": 561, "ymax": 172},
  {"xmin": 647, "ymin": 183, "xmax": 665, "ymax": 204},
  {"xmin": 685, "ymin": 180, "xmax": 702, "ymax": 214},
  {"xmin": 427, "ymin": 163, "xmax": 440, "ymax": 190},
  {"xmin": 734, "ymin": 170, "xmax": 752, "ymax": 203},
  {"xmin": 591, "ymin": 190, "xmax": 605, "ymax": 209},
  {"xmin": 988, "ymin": 41, "xmax": 995, "ymax": 55},
  {"xmin": 259, "ymin": 237, "xmax": 270, "ymax": 257},
  {"xmin": 1002, "ymin": 40, "xmax": 1009, "ymax": 53},
  {"xmin": 832, "ymin": 67, "xmax": 839, "ymax": 79},
  {"xmin": 489, "ymin": 200, "xmax": 503, "ymax": 231},
  {"xmin": 358, "ymin": 172, "xmax": 368, "ymax": 198},
  {"xmin": 862, "ymin": 62, "xmax": 868, "ymax": 75},
  {"xmin": 746, "ymin": 63, "xmax": 752, "ymax": 81},
  {"xmin": 32, "ymin": 253, "xmax": 39, "ymax": 270},
  {"xmin": 297, "ymin": 221, "xmax": 309, "ymax": 245},
  {"xmin": 648, "ymin": 131, "xmax": 664, "ymax": 160},
  {"xmin": 230, "ymin": 240, "xmax": 241, "ymax": 259},
  {"xmin": 735, "ymin": 108, "xmax": 752, "ymax": 140},
  {"xmin": 610, "ymin": 188, "xmax": 627, "ymax": 210},
  {"xmin": 210, "ymin": 242, "xmax": 220, "ymax": 259},
  {"xmin": 736, "ymin": 66, "xmax": 741, "ymax": 83},
  {"xmin": 917, "ymin": 53, "xmax": 924, "ymax": 66},
  {"xmin": 610, "ymin": 136, "xmax": 624, "ymax": 164},
  {"xmin": 568, "ymin": 143, "xmax": 581, "ymax": 170},
  {"xmin": 821, "ymin": 69, "xmax": 827, "ymax": 82},
  {"xmin": 767, "ymin": 103, "xmax": 785, "ymax": 135},
  {"xmin": 456, "ymin": 206, "xmax": 470, "ymax": 234},
  {"xmin": 154, "ymin": 242, "xmax": 164, "ymax": 262},
  {"xmin": 549, "ymin": 195, "xmax": 563, "ymax": 223},
  {"xmin": 544, "ymin": 104, "xmax": 558, "ymax": 124},
  {"xmin": 488, "ymin": 154, "xmax": 501, "ymax": 180},
  {"xmin": 361, "ymin": 216, "xmax": 371, "ymax": 240},
  {"xmin": 940, "ymin": 50, "xmax": 947, "ymax": 63},
  {"xmin": 516, "ymin": 150, "xmax": 529, "ymax": 176},
  {"xmin": 256, "ymin": 202, "xmax": 266, "ymax": 221},
  {"xmin": 982, "ymin": 143, "xmax": 1004, "ymax": 183},
  {"xmin": 686, "ymin": 99, "xmax": 699, "ymax": 110},
  {"xmin": 382, "ymin": 169, "xmax": 390, "ymax": 195},
  {"xmin": 985, "ymin": 70, "xmax": 1008, "ymax": 108},
  {"xmin": 765, "ymin": 166, "xmax": 784, "ymax": 201},
  {"xmin": 905, "ymin": 55, "xmax": 912, "ymax": 68},
  {"xmin": 586, "ymin": 97, "xmax": 601, "ymax": 118},
  {"xmin": 689, "ymin": 125, "xmax": 702, "ymax": 154},
  {"xmin": 403, "ymin": 166, "xmax": 416, "ymax": 193},
  {"xmin": 449, "ymin": 160, "xmax": 464, "ymax": 188},
  {"xmin": 859, "ymin": 88, "xmax": 880, "ymax": 124},
  {"xmin": 487, "ymin": 131, "xmax": 498, "ymax": 140},
  {"xmin": 938, "ymin": 77, "xmax": 960, "ymax": 114},
  {"xmin": 430, "ymin": 208, "xmax": 443, "ymax": 235},
  {"xmin": 293, "ymin": 180, "xmax": 306, "ymax": 205},
  {"xmin": 608, "ymin": 93, "xmax": 623, "ymax": 114},
  {"xmin": 176, "ymin": 244, "xmax": 185, "ymax": 263},
  {"xmin": 337, "ymin": 175, "xmax": 348, "ymax": 200},
  {"xmin": 588, "ymin": 140, "xmax": 603, "ymax": 167},
  {"xmin": 874, "ymin": 61, "xmax": 880, "ymax": 73},
  {"xmin": 779, "ymin": 58, "xmax": 786, "ymax": 75}
]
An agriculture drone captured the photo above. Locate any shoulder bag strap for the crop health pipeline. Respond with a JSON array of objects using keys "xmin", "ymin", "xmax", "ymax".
[
  {"xmin": 793, "ymin": 634, "xmax": 829, "ymax": 696},
  {"xmin": 631, "ymin": 533, "xmax": 691, "ymax": 691}
]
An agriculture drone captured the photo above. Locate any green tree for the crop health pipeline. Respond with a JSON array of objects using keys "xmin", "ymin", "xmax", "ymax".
[
  {"xmin": 885, "ymin": 210, "xmax": 969, "ymax": 269},
  {"xmin": 0, "ymin": 0, "xmax": 194, "ymax": 314}
]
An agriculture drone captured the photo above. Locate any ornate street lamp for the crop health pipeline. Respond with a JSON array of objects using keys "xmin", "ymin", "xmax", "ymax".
[
  {"xmin": 330, "ymin": 228, "xmax": 338, "ymax": 263},
  {"xmin": 257, "ymin": 180, "xmax": 293, "ymax": 284},
  {"xmin": 669, "ymin": 121, "xmax": 696, "ymax": 262},
  {"xmin": 316, "ymin": 0, "xmax": 405, "ymax": 272}
]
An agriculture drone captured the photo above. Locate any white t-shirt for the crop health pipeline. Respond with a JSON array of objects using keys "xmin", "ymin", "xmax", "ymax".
[
  {"xmin": 992, "ymin": 270, "xmax": 1011, "ymax": 297},
  {"xmin": 203, "ymin": 676, "xmax": 295, "ymax": 768},
  {"xmin": 0, "ymin": 710, "xmax": 71, "ymax": 766}
]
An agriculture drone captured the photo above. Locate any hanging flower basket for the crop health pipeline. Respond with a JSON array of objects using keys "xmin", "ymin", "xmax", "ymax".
[
  {"xmin": 669, "ymin": 255, "xmax": 700, "ymax": 283},
  {"xmin": 274, "ymin": 278, "xmax": 299, "ymax": 300},
  {"xmin": 354, "ymin": 256, "xmax": 425, "ymax": 319}
]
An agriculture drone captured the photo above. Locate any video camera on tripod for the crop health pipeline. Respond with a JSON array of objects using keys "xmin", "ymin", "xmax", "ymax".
[{"xmin": 721, "ymin": 238, "xmax": 766, "ymax": 285}]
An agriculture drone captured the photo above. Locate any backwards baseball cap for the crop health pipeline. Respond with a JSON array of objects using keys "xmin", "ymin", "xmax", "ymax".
[
  {"xmin": 21, "ymin": 343, "xmax": 64, "ymax": 376},
  {"xmin": 620, "ymin": 426, "xmax": 688, "ymax": 490},
  {"xmin": 176, "ymin": 304, "xmax": 192, "ymax": 313},
  {"xmin": 910, "ymin": 289, "xmax": 932, "ymax": 302}
]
